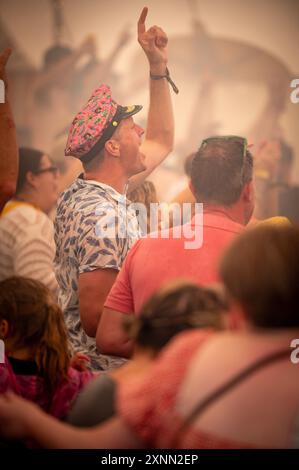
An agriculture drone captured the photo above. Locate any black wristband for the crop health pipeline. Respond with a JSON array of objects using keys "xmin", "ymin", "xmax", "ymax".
[{"xmin": 150, "ymin": 67, "xmax": 179, "ymax": 94}]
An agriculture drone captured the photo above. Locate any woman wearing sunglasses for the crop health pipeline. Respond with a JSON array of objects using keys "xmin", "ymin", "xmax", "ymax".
[{"xmin": 0, "ymin": 147, "xmax": 59, "ymax": 294}]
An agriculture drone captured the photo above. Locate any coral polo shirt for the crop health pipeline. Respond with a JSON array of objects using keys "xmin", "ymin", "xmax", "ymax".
[{"xmin": 104, "ymin": 212, "xmax": 244, "ymax": 315}]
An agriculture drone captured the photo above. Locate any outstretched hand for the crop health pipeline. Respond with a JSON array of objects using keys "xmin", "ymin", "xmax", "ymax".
[{"xmin": 137, "ymin": 7, "xmax": 168, "ymax": 71}]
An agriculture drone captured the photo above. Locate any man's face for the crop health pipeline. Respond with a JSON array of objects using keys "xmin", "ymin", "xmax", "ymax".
[
  {"xmin": 114, "ymin": 117, "xmax": 146, "ymax": 177},
  {"xmin": 33, "ymin": 154, "xmax": 60, "ymax": 213}
]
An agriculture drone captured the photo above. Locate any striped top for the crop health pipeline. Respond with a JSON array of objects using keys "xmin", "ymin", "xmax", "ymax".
[{"xmin": 0, "ymin": 201, "xmax": 57, "ymax": 294}]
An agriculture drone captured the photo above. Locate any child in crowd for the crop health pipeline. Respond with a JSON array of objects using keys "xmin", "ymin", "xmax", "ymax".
[
  {"xmin": 67, "ymin": 281, "xmax": 224, "ymax": 427},
  {"xmin": 0, "ymin": 277, "xmax": 94, "ymax": 420},
  {"xmin": 0, "ymin": 226, "xmax": 298, "ymax": 448}
]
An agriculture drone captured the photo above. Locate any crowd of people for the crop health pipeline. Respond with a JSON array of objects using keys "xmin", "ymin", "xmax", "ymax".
[{"xmin": 0, "ymin": 7, "xmax": 298, "ymax": 449}]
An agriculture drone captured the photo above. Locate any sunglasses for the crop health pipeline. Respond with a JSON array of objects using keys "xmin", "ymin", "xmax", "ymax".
[
  {"xmin": 201, "ymin": 135, "xmax": 248, "ymax": 180},
  {"xmin": 33, "ymin": 166, "xmax": 58, "ymax": 175}
]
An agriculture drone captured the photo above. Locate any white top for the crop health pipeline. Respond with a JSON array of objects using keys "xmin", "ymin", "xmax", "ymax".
[{"xmin": 0, "ymin": 202, "xmax": 57, "ymax": 294}]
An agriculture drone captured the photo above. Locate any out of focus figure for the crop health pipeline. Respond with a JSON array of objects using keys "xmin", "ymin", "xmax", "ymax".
[
  {"xmin": 0, "ymin": 147, "xmax": 59, "ymax": 294},
  {"xmin": 0, "ymin": 48, "xmax": 18, "ymax": 212}
]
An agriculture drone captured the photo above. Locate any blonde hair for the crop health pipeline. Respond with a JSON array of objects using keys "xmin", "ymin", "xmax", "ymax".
[{"xmin": 128, "ymin": 181, "xmax": 159, "ymax": 233}]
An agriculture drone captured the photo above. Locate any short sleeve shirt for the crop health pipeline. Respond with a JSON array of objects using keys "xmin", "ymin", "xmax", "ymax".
[{"xmin": 54, "ymin": 175, "xmax": 141, "ymax": 370}]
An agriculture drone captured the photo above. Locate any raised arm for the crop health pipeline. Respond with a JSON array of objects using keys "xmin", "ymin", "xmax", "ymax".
[
  {"xmin": 128, "ymin": 7, "xmax": 174, "ymax": 191},
  {"xmin": 0, "ymin": 48, "xmax": 18, "ymax": 211}
]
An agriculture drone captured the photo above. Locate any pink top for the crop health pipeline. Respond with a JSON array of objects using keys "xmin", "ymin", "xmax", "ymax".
[
  {"xmin": 105, "ymin": 213, "xmax": 244, "ymax": 314},
  {"xmin": 0, "ymin": 356, "xmax": 94, "ymax": 419},
  {"xmin": 117, "ymin": 329, "xmax": 245, "ymax": 449}
]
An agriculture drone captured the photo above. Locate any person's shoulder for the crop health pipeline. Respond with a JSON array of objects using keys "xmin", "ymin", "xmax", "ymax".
[
  {"xmin": 3, "ymin": 203, "xmax": 50, "ymax": 227},
  {"xmin": 60, "ymin": 180, "xmax": 115, "ymax": 213},
  {"xmin": 157, "ymin": 329, "xmax": 214, "ymax": 365}
]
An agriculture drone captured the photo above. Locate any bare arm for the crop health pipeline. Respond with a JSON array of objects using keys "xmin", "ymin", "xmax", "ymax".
[
  {"xmin": 78, "ymin": 268, "xmax": 118, "ymax": 337},
  {"xmin": 128, "ymin": 7, "xmax": 174, "ymax": 192},
  {"xmin": 0, "ymin": 393, "xmax": 143, "ymax": 449},
  {"xmin": 96, "ymin": 307, "xmax": 134, "ymax": 358},
  {"xmin": 0, "ymin": 49, "xmax": 18, "ymax": 211}
]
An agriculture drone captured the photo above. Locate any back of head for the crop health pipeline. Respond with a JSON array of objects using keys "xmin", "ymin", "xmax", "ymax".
[
  {"xmin": 43, "ymin": 45, "xmax": 73, "ymax": 70},
  {"xmin": 220, "ymin": 225, "xmax": 299, "ymax": 328},
  {"xmin": 191, "ymin": 138, "xmax": 253, "ymax": 206},
  {"xmin": 0, "ymin": 276, "xmax": 70, "ymax": 392},
  {"xmin": 125, "ymin": 281, "xmax": 225, "ymax": 355},
  {"xmin": 16, "ymin": 147, "xmax": 44, "ymax": 194}
]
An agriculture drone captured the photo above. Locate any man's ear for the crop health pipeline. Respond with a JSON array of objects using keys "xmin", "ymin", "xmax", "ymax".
[
  {"xmin": 0, "ymin": 319, "xmax": 10, "ymax": 339},
  {"xmin": 242, "ymin": 179, "xmax": 254, "ymax": 203},
  {"xmin": 26, "ymin": 171, "xmax": 38, "ymax": 188},
  {"xmin": 104, "ymin": 139, "xmax": 120, "ymax": 157},
  {"xmin": 188, "ymin": 180, "xmax": 196, "ymax": 197}
]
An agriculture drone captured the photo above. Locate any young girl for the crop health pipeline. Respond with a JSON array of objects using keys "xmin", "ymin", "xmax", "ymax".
[{"xmin": 0, "ymin": 276, "xmax": 94, "ymax": 420}]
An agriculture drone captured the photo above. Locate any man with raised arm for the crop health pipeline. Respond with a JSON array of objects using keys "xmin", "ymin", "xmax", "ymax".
[{"xmin": 54, "ymin": 7, "xmax": 175, "ymax": 370}]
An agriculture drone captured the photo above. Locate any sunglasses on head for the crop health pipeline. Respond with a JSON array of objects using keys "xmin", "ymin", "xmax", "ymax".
[
  {"xmin": 200, "ymin": 135, "xmax": 248, "ymax": 180},
  {"xmin": 201, "ymin": 135, "xmax": 248, "ymax": 158}
]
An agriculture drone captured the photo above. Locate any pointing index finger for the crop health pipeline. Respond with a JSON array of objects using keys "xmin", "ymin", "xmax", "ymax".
[{"xmin": 137, "ymin": 7, "xmax": 148, "ymax": 35}]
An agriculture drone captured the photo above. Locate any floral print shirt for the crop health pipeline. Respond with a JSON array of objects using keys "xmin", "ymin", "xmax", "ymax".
[{"xmin": 54, "ymin": 175, "xmax": 141, "ymax": 370}]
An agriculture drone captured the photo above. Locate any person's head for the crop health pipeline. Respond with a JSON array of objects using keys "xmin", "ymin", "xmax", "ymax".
[
  {"xmin": 43, "ymin": 45, "xmax": 73, "ymax": 70},
  {"xmin": 124, "ymin": 281, "xmax": 225, "ymax": 357},
  {"xmin": 16, "ymin": 147, "xmax": 59, "ymax": 213},
  {"xmin": 220, "ymin": 225, "xmax": 299, "ymax": 330},
  {"xmin": 0, "ymin": 277, "xmax": 70, "ymax": 393},
  {"xmin": 128, "ymin": 181, "xmax": 159, "ymax": 234},
  {"xmin": 65, "ymin": 84, "xmax": 145, "ymax": 179},
  {"xmin": 190, "ymin": 136, "xmax": 254, "ymax": 224}
]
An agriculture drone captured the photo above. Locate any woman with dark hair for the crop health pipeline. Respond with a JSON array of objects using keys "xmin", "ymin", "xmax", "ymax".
[{"xmin": 0, "ymin": 147, "xmax": 59, "ymax": 293}]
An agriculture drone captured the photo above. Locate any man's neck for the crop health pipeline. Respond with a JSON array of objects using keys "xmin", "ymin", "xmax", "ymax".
[
  {"xmin": 203, "ymin": 203, "xmax": 246, "ymax": 225},
  {"xmin": 84, "ymin": 169, "xmax": 128, "ymax": 195}
]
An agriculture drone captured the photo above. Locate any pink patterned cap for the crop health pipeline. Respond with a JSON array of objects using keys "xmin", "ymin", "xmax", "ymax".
[{"xmin": 65, "ymin": 84, "xmax": 142, "ymax": 162}]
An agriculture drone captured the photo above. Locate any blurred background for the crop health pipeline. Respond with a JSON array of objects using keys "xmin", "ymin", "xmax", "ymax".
[{"xmin": 1, "ymin": 0, "xmax": 299, "ymax": 203}]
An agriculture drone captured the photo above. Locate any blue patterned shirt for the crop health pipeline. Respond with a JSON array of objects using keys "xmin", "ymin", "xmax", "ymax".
[{"xmin": 54, "ymin": 175, "xmax": 141, "ymax": 370}]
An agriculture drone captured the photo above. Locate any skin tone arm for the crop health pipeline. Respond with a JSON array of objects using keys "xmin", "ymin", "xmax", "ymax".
[
  {"xmin": 128, "ymin": 7, "xmax": 174, "ymax": 192},
  {"xmin": 96, "ymin": 307, "xmax": 134, "ymax": 358},
  {"xmin": 0, "ymin": 49, "xmax": 18, "ymax": 211},
  {"xmin": 78, "ymin": 268, "xmax": 118, "ymax": 337},
  {"xmin": 0, "ymin": 393, "xmax": 143, "ymax": 449},
  {"xmin": 80, "ymin": 8, "xmax": 174, "ymax": 338}
]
